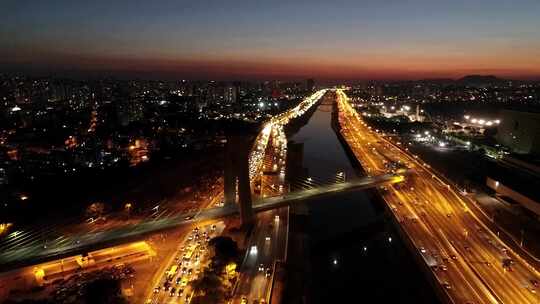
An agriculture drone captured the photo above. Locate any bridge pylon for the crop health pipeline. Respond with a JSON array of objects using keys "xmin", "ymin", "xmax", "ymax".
[{"xmin": 224, "ymin": 134, "xmax": 254, "ymax": 227}]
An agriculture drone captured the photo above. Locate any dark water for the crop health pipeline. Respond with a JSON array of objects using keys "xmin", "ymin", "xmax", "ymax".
[
  {"xmin": 289, "ymin": 102, "xmax": 356, "ymax": 180},
  {"xmin": 288, "ymin": 101, "xmax": 440, "ymax": 303}
]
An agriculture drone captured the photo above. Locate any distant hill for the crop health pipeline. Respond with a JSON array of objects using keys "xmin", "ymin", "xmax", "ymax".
[
  {"xmin": 417, "ymin": 78, "xmax": 455, "ymax": 85},
  {"xmin": 456, "ymin": 75, "xmax": 507, "ymax": 87}
]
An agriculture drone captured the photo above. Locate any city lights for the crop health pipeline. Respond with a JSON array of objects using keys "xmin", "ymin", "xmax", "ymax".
[{"xmin": 1, "ymin": 2, "xmax": 539, "ymax": 303}]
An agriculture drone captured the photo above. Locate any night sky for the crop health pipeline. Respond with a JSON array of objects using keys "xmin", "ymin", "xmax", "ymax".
[{"xmin": 1, "ymin": 0, "xmax": 539, "ymax": 80}]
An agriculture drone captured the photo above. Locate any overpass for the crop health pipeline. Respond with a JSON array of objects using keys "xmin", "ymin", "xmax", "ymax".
[{"xmin": 0, "ymin": 172, "xmax": 405, "ymax": 272}]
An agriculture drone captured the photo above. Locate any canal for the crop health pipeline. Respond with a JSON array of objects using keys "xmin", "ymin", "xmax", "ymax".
[{"xmin": 285, "ymin": 93, "xmax": 440, "ymax": 303}]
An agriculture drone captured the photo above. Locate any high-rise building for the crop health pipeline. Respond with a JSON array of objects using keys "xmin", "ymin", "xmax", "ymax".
[
  {"xmin": 306, "ymin": 78, "xmax": 315, "ymax": 92},
  {"xmin": 225, "ymin": 82, "xmax": 240, "ymax": 104},
  {"xmin": 496, "ymin": 109, "xmax": 540, "ymax": 155}
]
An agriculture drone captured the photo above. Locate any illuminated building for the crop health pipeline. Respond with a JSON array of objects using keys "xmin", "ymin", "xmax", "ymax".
[{"xmin": 496, "ymin": 109, "xmax": 540, "ymax": 155}]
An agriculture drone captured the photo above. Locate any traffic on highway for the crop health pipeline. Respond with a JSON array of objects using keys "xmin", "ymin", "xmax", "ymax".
[
  {"xmin": 146, "ymin": 222, "xmax": 225, "ymax": 304},
  {"xmin": 336, "ymin": 89, "xmax": 539, "ymax": 304}
]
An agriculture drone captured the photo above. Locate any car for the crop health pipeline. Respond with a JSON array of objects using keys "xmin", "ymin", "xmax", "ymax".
[
  {"xmin": 432, "ymin": 264, "xmax": 448, "ymax": 271},
  {"xmin": 450, "ymin": 254, "xmax": 457, "ymax": 260},
  {"xmin": 162, "ymin": 281, "xmax": 171, "ymax": 291},
  {"xmin": 265, "ymin": 236, "xmax": 271, "ymax": 241},
  {"xmin": 420, "ymin": 247, "xmax": 427, "ymax": 254},
  {"xmin": 153, "ymin": 287, "xmax": 160, "ymax": 293},
  {"xmin": 502, "ymin": 258, "xmax": 514, "ymax": 268},
  {"xmin": 265, "ymin": 267, "xmax": 272, "ymax": 277},
  {"xmin": 177, "ymin": 289, "xmax": 184, "ymax": 296},
  {"xmin": 258, "ymin": 264, "xmax": 265, "ymax": 272},
  {"xmin": 170, "ymin": 287, "xmax": 176, "ymax": 297},
  {"xmin": 185, "ymin": 215, "xmax": 194, "ymax": 220},
  {"xmin": 442, "ymin": 282, "xmax": 452, "ymax": 290},
  {"xmin": 181, "ymin": 278, "xmax": 188, "ymax": 286},
  {"xmin": 241, "ymin": 297, "xmax": 248, "ymax": 304},
  {"xmin": 531, "ymin": 279, "xmax": 539, "ymax": 287},
  {"xmin": 188, "ymin": 268, "xmax": 193, "ymax": 275},
  {"xmin": 176, "ymin": 277, "xmax": 182, "ymax": 285},
  {"xmin": 211, "ymin": 224, "xmax": 216, "ymax": 231}
]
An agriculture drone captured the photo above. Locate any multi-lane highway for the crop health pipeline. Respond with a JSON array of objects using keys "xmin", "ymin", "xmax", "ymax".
[
  {"xmin": 146, "ymin": 222, "xmax": 225, "ymax": 304},
  {"xmin": 232, "ymin": 114, "xmax": 290, "ymax": 304},
  {"xmin": 336, "ymin": 89, "xmax": 539, "ymax": 304},
  {"xmin": 233, "ymin": 207, "xmax": 288, "ymax": 304}
]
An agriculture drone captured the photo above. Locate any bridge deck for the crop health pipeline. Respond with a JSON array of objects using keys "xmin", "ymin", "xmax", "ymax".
[{"xmin": 0, "ymin": 173, "xmax": 404, "ymax": 272}]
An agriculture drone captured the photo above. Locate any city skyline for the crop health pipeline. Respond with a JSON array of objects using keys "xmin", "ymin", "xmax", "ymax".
[{"xmin": 2, "ymin": 0, "xmax": 540, "ymax": 81}]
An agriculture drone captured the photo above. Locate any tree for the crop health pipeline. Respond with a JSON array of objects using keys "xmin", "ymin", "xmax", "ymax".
[
  {"xmin": 191, "ymin": 271, "xmax": 225, "ymax": 304},
  {"xmin": 208, "ymin": 236, "xmax": 239, "ymax": 265},
  {"xmin": 190, "ymin": 237, "xmax": 240, "ymax": 304},
  {"xmin": 483, "ymin": 127, "xmax": 497, "ymax": 138},
  {"xmin": 85, "ymin": 202, "xmax": 105, "ymax": 219},
  {"xmin": 4, "ymin": 300, "xmax": 54, "ymax": 304},
  {"xmin": 84, "ymin": 278, "xmax": 128, "ymax": 304}
]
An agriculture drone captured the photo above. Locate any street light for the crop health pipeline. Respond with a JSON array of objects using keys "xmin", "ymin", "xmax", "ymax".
[{"xmin": 125, "ymin": 203, "xmax": 133, "ymax": 219}]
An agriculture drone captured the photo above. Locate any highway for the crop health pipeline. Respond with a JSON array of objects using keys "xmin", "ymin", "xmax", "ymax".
[
  {"xmin": 232, "ymin": 207, "xmax": 288, "ymax": 304},
  {"xmin": 233, "ymin": 114, "xmax": 290, "ymax": 304},
  {"xmin": 145, "ymin": 222, "xmax": 225, "ymax": 304},
  {"xmin": 336, "ymin": 89, "xmax": 540, "ymax": 304}
]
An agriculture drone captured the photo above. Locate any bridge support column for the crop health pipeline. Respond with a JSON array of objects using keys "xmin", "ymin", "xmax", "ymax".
[
  {"xmin": 224, "ymin": 143, "xmax": 236, "ymax": 206},
  {"xmin": 224, "ymin": 135, "xmax": 254, "ymax": 227}
]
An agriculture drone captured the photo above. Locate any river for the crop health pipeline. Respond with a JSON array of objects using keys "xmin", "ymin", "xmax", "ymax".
[{"xmin": 286, "ymin": 94, "xmax": 440, "ymax": 303}]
